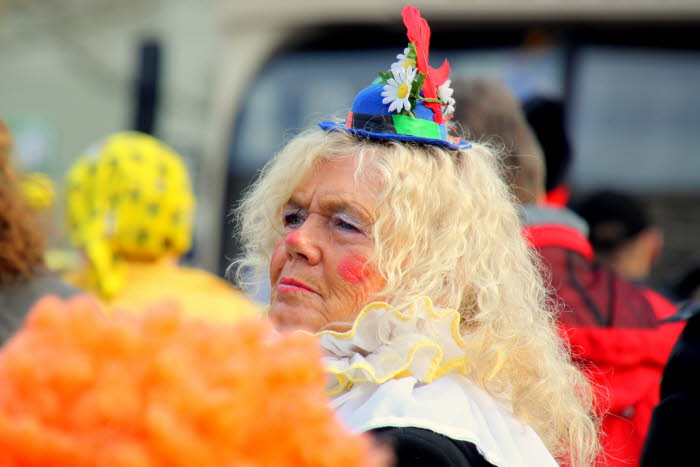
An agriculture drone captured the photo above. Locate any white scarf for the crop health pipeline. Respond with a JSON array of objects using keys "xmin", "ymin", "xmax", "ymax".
[{"xmin": 318, "ymin": 297, "xmax": 558, "ymax": 467}]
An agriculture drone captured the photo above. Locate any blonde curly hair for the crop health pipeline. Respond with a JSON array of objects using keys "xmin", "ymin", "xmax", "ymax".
[{"xmin": 234, "ymin": 128, "xmax": 598, "ymax": 466}]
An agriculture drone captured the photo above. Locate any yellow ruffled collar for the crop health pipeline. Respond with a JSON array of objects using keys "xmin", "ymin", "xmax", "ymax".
[{"xmin": 318, "ymin": 297, "xmax": 471, "ymax": 396}]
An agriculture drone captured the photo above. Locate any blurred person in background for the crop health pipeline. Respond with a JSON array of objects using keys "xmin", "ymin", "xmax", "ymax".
[
  {"xmin": 63, "ymin": 131, "xmax": 258, "ymax": 322},
  {"xmin": 453, "ymin": 78, "xmax": 682, "ymax": 466},
  {"xmin": 641, "ymin": 300, "xmax": 700, "ymax": 466},
  {"xmin": 642, "ymin": 266, "xmax": 700, "ymax": 466},
  {"xmin": 452, "ymin": 78, "xmax": 545, "ymax": 205},
  {"xmin": 0, "ymin": 121, "xmax": 77, "ymax": 343},
  {"xmin": 574, "ymin": 190, "xmax": 663, "ymax": 284},
  {"xmin": 523, "ymin": 96, "xmax": 572, "ymax": 208}
]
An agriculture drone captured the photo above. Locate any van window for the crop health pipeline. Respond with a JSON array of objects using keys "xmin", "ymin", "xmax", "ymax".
[{"xmin": 570, "ymin": 46, "xmax": 700, "ymax": 192}]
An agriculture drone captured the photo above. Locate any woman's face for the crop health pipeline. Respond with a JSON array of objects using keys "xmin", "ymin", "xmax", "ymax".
[{"xmin": 268, "ymin": 156, "xmax": 385, "ymax": 332}]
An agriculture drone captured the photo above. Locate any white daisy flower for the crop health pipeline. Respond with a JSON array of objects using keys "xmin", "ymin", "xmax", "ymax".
[
  {"xmin": 443, "ymin": 98, "xmax": 456, "ymax": 118},
  {"xmin": 438, "ymin": 79, "xmax": 456, "ymax": 117},
  {"xmin": 391, "ymin": 47, "xmax": 416, "ymax": 71},
  {"xmin": 382, "ymin": 66, "xmax": 417, "ymax": 113}
]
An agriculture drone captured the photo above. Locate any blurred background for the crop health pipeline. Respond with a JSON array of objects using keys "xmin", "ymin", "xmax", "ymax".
[{"xmin": 1, "ymin": 0, "xmax": 699, "ymax": 293}]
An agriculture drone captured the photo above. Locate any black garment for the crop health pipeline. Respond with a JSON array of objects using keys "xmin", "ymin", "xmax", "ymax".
[
  {"xmin": 641, "ymin": 303, "xmax": 700, "ymax": 467},
  {"xmin": 371, "ymin": 427, "xmax": 495, "ymax": 467}
]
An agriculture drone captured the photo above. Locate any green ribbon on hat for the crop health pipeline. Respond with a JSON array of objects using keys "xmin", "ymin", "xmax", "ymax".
[{"xmin": 392, "ymin": 114, "xmax": 442, "ymax": 139}]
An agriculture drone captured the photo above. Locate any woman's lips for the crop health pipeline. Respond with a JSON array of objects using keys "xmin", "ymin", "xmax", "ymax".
[{"xmin": 278, "ymin": 277, "xmax": 318, "ymax": 294}]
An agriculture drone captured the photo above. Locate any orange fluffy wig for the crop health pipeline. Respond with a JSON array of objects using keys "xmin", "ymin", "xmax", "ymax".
[{"xmin": 0, "ymin": 297, "xmax": 385, "ymax": 467}]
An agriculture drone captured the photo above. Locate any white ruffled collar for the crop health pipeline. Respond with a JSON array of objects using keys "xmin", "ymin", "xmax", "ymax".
[{"xmin": 318, "ymin": 297, "xmax": 557, "ymax": 467}]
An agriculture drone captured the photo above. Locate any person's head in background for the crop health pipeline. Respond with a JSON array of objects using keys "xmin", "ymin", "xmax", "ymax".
[
  {"xmin": 452, "ymin": 78, "xmax": 545, "ymax": 205},
  {"xmin": 574, "ymin": 190, "xmax": 662, "ymax": 283},
  {"xmin": 65, "ymin": 131, "xmax": 195, "ymax": 299},
  {"xmin": 0, "ymin": 121, "xmax": 45, "ymax": 285},
  {"xmin": 523, "ymin": 96, "xmax": 572, "ymax": 207}
]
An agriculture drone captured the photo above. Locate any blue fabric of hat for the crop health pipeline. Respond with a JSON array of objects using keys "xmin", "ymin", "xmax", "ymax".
[
  {"xmin": 318, "ymin": 6, "xmax": 471, "ymax": 151},
  {"xmin": 319, "ymin": 85, "xmax": 471, "ymax": 151}
]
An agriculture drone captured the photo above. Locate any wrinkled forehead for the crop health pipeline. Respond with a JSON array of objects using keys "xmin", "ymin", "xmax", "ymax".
[
  {"xmin": 320, "ymin": 147, "xmax": 383, "ymax": 187},
  {"xmin": 289, "ymin": 154, "xmax": 380, "ymax": 213},
  {"xmin": 268, "ymin": 137, "xmax": 393, "ymax": 223}
]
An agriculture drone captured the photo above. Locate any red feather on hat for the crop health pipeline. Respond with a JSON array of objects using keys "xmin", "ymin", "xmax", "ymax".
[
  {"xmin": 401, "ymin": 6, "xmax": 449, "ymax": 124},
  {"xmin": 402, "ymin": 6, "xmax": 430, "ymax": 74}
]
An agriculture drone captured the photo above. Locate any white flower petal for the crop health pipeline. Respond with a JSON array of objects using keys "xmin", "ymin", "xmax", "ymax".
[
  {"xmin": 404, "ymin": 67, "xmax": 417, "ymax": 83},
  {"xmin": 396, "ymin": 48, "xmax": 409, "ymax": 61},
  {"xmin": 444, "ymin": 97, "xmax": 456, "ymax": 116},
  {"xmin": 438, "ymin": 79, "xmax": 455, "ymax": 102}
]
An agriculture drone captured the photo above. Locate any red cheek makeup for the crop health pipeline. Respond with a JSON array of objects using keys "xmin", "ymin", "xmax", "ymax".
[{"xmin": 338, "ymin": 255, "xmax": 370, "ymax": 284}]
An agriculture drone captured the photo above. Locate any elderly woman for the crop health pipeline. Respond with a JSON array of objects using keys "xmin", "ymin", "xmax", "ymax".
[{"xmin": 235, "ymin": 7, "xmax": 598, "ymax": 467}]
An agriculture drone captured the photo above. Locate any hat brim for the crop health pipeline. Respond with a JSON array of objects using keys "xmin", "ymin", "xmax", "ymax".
[{"xmin": 318, "ymin": 121, "xmax": 471, "ymax": 151}]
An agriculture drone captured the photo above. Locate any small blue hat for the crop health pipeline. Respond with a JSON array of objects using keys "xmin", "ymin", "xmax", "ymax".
[
  {"xmin": 318, "ymin": 6, "xmax": 471, "ymax": 151},
  {"xmin": 318, "ymin": 85, "xmax": 470, "ymax": 151}
]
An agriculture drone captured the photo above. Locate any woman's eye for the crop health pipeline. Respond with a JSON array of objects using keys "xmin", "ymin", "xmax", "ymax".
[
  {"xmin": 336, "ymin": 218, "xmax": 360, "ymax": 232},
  {"xmin": 284, "ymin": 213, "xmax": 304, "ymax": 227}
]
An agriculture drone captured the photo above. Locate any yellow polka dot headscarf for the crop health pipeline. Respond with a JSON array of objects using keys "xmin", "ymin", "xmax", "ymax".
[{"xmin": 65, "ymin": 132, "xmax": 195, "ymax": 299}]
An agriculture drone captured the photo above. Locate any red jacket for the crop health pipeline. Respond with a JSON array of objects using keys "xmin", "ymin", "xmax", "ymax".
[{"xmin": 522, "ymin": 207, "xmax": 682, "ymax": 466}]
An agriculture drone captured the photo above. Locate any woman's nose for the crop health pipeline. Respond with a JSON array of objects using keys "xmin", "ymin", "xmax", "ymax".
[{"xmin": 284, "ymin": 220, "xmax": 322, "ymax": 265}]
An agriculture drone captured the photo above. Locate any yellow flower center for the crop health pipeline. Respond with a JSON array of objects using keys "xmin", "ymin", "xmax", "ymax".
[
  {"xmin": 403, "ymin": 59, "xmax": 415, "ymax": 69},
  {"xmin": 398, "ymin": 84, "xmax": 410, "ymax": 99}
]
